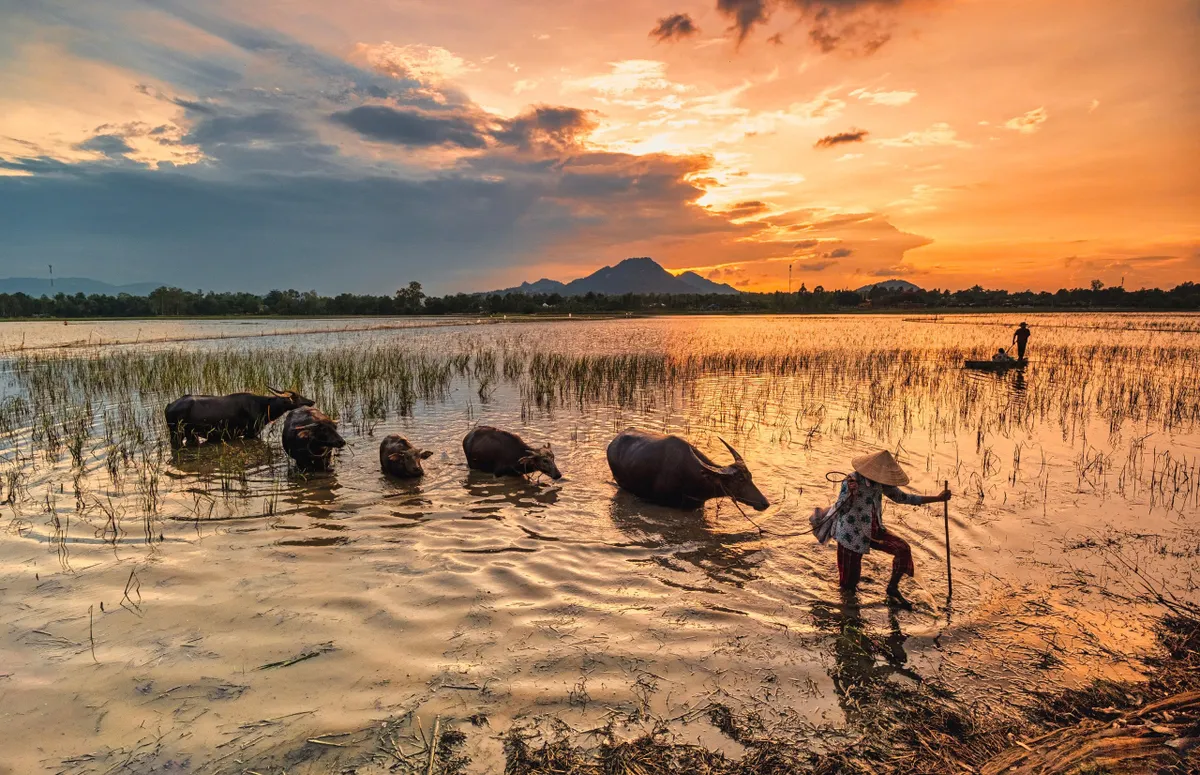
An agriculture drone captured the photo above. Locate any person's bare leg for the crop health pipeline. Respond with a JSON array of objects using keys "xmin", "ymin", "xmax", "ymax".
[{"xmin": 886, "ymin": 566, "xmax": 912, "ymax": 610}]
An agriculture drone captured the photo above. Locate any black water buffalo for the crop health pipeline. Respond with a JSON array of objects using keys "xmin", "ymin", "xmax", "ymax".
[
  {"xmin": 606, "ymin": 429, "xmax": 768, "ymax": 511},
  {"xmin": 165, "ymin": 388, "xmax": 314, "ymax": 447},
  {"xmin": 379, "ymin": 435, "xmax": 433, "ymax": 478},
  {"xmin": 282, "ymin": 407, "xmax": 346, "ymax": 471},
  {"xmin": 462, "ymin": 426, "xmax": 562, "ymax": 480}
]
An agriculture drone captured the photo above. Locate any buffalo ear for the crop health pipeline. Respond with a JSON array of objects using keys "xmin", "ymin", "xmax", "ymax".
[
  {"xmin": 419, "ymin": 450, "xmax": 433, "ymax": 459},
  {"xmin": 518, "ymin": 455, "xmax": 535, "ymax": 466},
  {"xmin": 388, "ymin": 452, "xmax": 402, "ymax": 461},
  {"xmin": 297, "ymin": 429, "xmax": 311, "ymax": 439}
]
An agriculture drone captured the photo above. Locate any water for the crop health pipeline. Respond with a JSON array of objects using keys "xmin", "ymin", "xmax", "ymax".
[{"xmin": 1, "ymin": 314, "xmax": 1197, "ymax": 772}]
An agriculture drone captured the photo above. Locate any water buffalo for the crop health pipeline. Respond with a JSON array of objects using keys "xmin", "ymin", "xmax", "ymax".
[
  {"xmin": 606, "ymin": 429, "xmax": 768, "ymax": 511},
  {"xmin": 379, "ymin": 435, "xmax": 433, "ymax": 478},
  {"xmin": 462, "ymin": 426, "xmax": 562, "ymax": 480},
  {"xmin": 165, "ymin": 388, "xmax": 314, "ymax": 447},
  {"xmin": 282, "ymin": 407, "xmax": 346, "ymax": 471}
]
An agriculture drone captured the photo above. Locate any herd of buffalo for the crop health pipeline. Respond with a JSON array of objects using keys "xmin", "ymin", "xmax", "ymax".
[{"xmin": 164, "ymin": 388, "xmax": 770, "ymax": 510}]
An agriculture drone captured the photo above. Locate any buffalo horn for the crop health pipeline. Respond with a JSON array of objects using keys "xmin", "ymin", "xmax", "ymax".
[
  {"xmin": 691, "ymin": 446, "xmax": 725, "ymax": 474},
  {"xmin": 718, "ymin": 437, "xmax": 744, "ymax": 464}
]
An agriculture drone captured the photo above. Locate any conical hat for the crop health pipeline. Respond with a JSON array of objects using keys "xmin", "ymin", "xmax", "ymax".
[{"xmin": 851, "ymin": 450, "xmax": 910, "ymax": 486}]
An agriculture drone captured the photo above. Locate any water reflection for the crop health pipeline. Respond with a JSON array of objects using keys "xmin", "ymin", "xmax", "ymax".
[
  {"xmin": 461, "ymin": 470, "xmax": 560, "ymax": 519},
  {"xmin": 283, "ymin": 471, "xmax": 341, "ymax": 519},
  {"xmin": 168, "ymin": 438, "xmax": 275, "ymax": 478},
  {"xmin": 810, "ymin": 591, "xmax": 919, "ymax": 720},
  {"xmin": 608, "ymin": 489, "xmax": 764, "ymax": 586}
]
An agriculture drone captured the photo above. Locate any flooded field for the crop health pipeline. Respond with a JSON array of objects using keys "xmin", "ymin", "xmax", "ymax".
[{"xmin": 1, "ymin": 313, "xmax": 1198, "ymax": 773}]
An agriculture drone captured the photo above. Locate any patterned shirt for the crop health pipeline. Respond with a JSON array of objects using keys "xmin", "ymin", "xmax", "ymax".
[{"xmin": 831, "ymin": 472, "xmax": 924, "ymax": 555}]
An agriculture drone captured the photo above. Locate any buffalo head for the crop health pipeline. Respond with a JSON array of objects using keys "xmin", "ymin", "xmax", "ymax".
[
  {"xmin": 267, "ymin": 386, "xmax": 316, "ymax": 417},
  {"xmin": 697, "ymin": 438, "xmax": 769, "ymax": 511},
  {"xmin": 520, "ymin": 443, "xmax": 562, "ymax": 480},
  {"xmin": 386, "ymin": 444, "xmax": 433, "ymax": 477},
  {"xmin": 293, "ymin": 411, "xmax": 346, "ymax": 452}
]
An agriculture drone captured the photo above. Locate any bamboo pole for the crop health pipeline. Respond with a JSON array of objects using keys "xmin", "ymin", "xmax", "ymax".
[{"xmin": 943, "ymin": 479, "xmax": 953, "ymax": 600}]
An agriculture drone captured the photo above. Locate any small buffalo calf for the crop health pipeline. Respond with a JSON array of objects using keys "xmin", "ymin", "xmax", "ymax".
[
  {"xmin": 379, "ymin": 435, "xmax": 433, "ymax": 478},
  {"xmin": 282, "ymin": 407, "xmax": 346, "ymax": 471}
]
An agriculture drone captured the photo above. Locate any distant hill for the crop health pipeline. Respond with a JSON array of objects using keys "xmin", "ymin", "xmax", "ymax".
[
  {"xmin": 0, "ymin": 277, "xmax": 164, "ymax": 297},
  {"xmin": 856, "ymin": 279, "xmax": 923, "ymax": 294},
  {"xmin": 493, "ymin": 258, "xmax": 740, "ymax": 296}
]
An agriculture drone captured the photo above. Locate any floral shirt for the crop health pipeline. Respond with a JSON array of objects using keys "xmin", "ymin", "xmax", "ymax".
[{"xmin": 831, "ymin": 472, "xmax": 924, "ymax": 555}]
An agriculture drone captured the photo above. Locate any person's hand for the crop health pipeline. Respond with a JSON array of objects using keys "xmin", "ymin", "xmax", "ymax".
[{"xmin": 936, "ymin": 488, "xmax": 952, "ymax": 502}]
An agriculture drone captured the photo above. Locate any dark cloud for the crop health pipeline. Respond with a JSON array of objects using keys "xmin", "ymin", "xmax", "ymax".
[
  {"xmin": 719, "ymin": 0, "xmax": 771, "ymax": 42},
  {"xmin": 715, "ymin": 0, "xmax": 913, "ymax": 53},
  {"xmin": 792, "ymin": 239, "xmax": 820, "ymax": 251},
  {"xmin": 330, "ymin": 105, "xmax": 490, "ymax": 149},
  {"xmin": 725, "ymin": 200, "xmax": 770, "ymax": 218},
  {"xmin": 650, "ymin": 13, "xmax": 700, "ymax": 41},
  {"xmin": 330, "ymin": 103, "xmax": 596, "ymax": 153},
  {"xmin": 814, "ymin": 128, "xmax": 869, "ymax": 148},
  {"xmin": 75, "ymin": 134, "xmax": 134, "ymax": 158},
  {"xmin": 494, "ymin": 106, "xmax": 597, "ymax": 153},
  {"xmin": 186, "ymin": 110, "xmax": 309, "ymax": 147},
  {"xmin": 824, "ymin": 247, "xmax": 854, "ymax": 258},
  {"xmin": 794, "ymin": 260, "xmax": 834, "ymax": 272}
]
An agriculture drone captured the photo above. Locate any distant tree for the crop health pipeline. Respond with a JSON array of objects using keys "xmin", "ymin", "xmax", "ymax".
[{"xmin": 1091, "ymin": 279, "xmax": 1105, "ymax": 291}]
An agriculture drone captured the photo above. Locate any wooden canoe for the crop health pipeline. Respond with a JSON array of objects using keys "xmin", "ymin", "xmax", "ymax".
[{"xmin": 964, "ymin": 359, "xmax": 1027, "ymax": 371}]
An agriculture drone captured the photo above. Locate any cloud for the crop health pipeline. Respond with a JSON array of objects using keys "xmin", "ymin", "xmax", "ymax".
[
  {"xmin": 650, "ymin": 13, "xmax": 700, "ymax": 41},
  {"xmin": 794, "ymin": 259, "xmax": 834, "ymax": 272},
  {"xmin": 835, "ymin": 152, "xmax": 863, "ymax": 161},
  {"xmin": 719, "ymin": 0, "xmax": 771, "ymax": 43},
  {"xmin": 356, "ymin": 42, "xmax": 476, "ymax": 84},
  {"xmin": 565, "ymin": 60, "xmax": 689, "ymax": 95},
  {"xmin": 716, "ymin": 0, "xmax": 917, "ymax": 53},
  {"xmin": 724, "ymin": 200, "xmax": 771, "ymax": 218},
  {"xmin": 75, "ymin": 134, "xmax": 135, "ymax": 159},
  {"xmin": 877, "ymin": 122, "xmax": 970, "ymax": 148},
  {"xmin": 186, "ymin": 110, "xmax": 309, "ymax": 147},
  {"xmin": 330, "ymin": 105, "xmax": 491, "ymax": 149},
  {"xmin": 815, "ymin": 128, "xmax": 869, "ymax": 148},
  {"xmin": 1004, "ymin": 106, "xmax": 1048, "ymax": 134},
  {"xmin": 513, "ymin": 79, "xmax": 540, "ymax": 94},
  {"xmin": 824, "ymin": 247, "xmax": 853, "ymax": 257},
  {"xmin": 493, "ymin": 106, "xmax": 598, "ymax": 153},
  {"xmin": 850, "ymin": 88, "xmax": 917, "ymax": 106}
]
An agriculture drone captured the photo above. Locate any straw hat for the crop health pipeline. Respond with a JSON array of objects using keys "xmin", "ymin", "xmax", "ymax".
[{"xmin": 851, "ymin": 450, "xmax": 910, "ymax": 486}]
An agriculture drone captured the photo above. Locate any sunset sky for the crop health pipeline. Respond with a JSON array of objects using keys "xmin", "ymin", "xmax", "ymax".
[{"xmin": 1, "ymin": 0, "xmax": 1197, "ymax": 294}]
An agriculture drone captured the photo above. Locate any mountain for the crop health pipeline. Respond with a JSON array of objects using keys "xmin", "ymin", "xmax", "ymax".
[
  {"xmin": 503, "ymin": 278, "xmax": 569, "ymax": 295},
  {"xmin": 493, "ymin": 258, "xmax": 740, "ymax": 296},
  {"xmin": 0, "ymin": 277, "xmax": 164, "ymax": 297},
  {"xmin": 855, "ymin": 279, "xmax": 923, "ymax": 294}
]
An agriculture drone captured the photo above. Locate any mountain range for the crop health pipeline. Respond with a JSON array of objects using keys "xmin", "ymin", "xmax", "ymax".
[
  {"xmin": 492, "ymin": 257, "xmax": 740, "ymax": 296},
  {"xmin": 0, "ymin": 277, "xmax": 164, "ymax": 297}
]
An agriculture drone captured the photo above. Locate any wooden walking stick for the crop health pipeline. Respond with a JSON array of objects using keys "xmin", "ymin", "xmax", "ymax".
[{"xmin": 943, "ymin": 479, "xmax": 953, "ymax": 600}]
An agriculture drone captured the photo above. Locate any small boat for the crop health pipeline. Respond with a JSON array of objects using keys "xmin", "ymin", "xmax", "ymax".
[{"xmin": 964, "ymin": 359, "xmax": 1027, "ymax": 371}]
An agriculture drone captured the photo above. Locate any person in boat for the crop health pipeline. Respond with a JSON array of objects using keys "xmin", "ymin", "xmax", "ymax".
[
  {"xmin": 1012, "ymin": 322, "xmax": 1031, "ymax": 360},
  {"xmin": 831, "ymin": 450, "xmax": 951, "ymax": 609},
  {"xmin": 992, "ymin": 348, "xmax": 1015, "ymax": 363}
]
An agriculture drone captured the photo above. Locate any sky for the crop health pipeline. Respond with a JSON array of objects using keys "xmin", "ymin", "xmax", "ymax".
[{"xmin": 1, "ymin": 0, "xmax": 1197, "ymax": 294}]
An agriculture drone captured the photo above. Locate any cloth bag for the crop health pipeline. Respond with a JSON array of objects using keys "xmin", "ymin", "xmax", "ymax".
[{"xmin": 810, "ymin": 505, "xmax": 837, "ymax": 544}]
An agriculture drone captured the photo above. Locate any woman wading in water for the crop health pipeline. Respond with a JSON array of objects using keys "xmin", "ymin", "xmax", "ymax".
[{"xmin": 829, "ymin": 451, "xmax": 951, "ymax": 609}]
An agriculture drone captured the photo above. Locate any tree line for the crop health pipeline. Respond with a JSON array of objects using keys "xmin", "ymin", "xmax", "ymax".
[{"xmin": 2, "ymin": 279, "xmax": 1198, "ymax": 319}]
